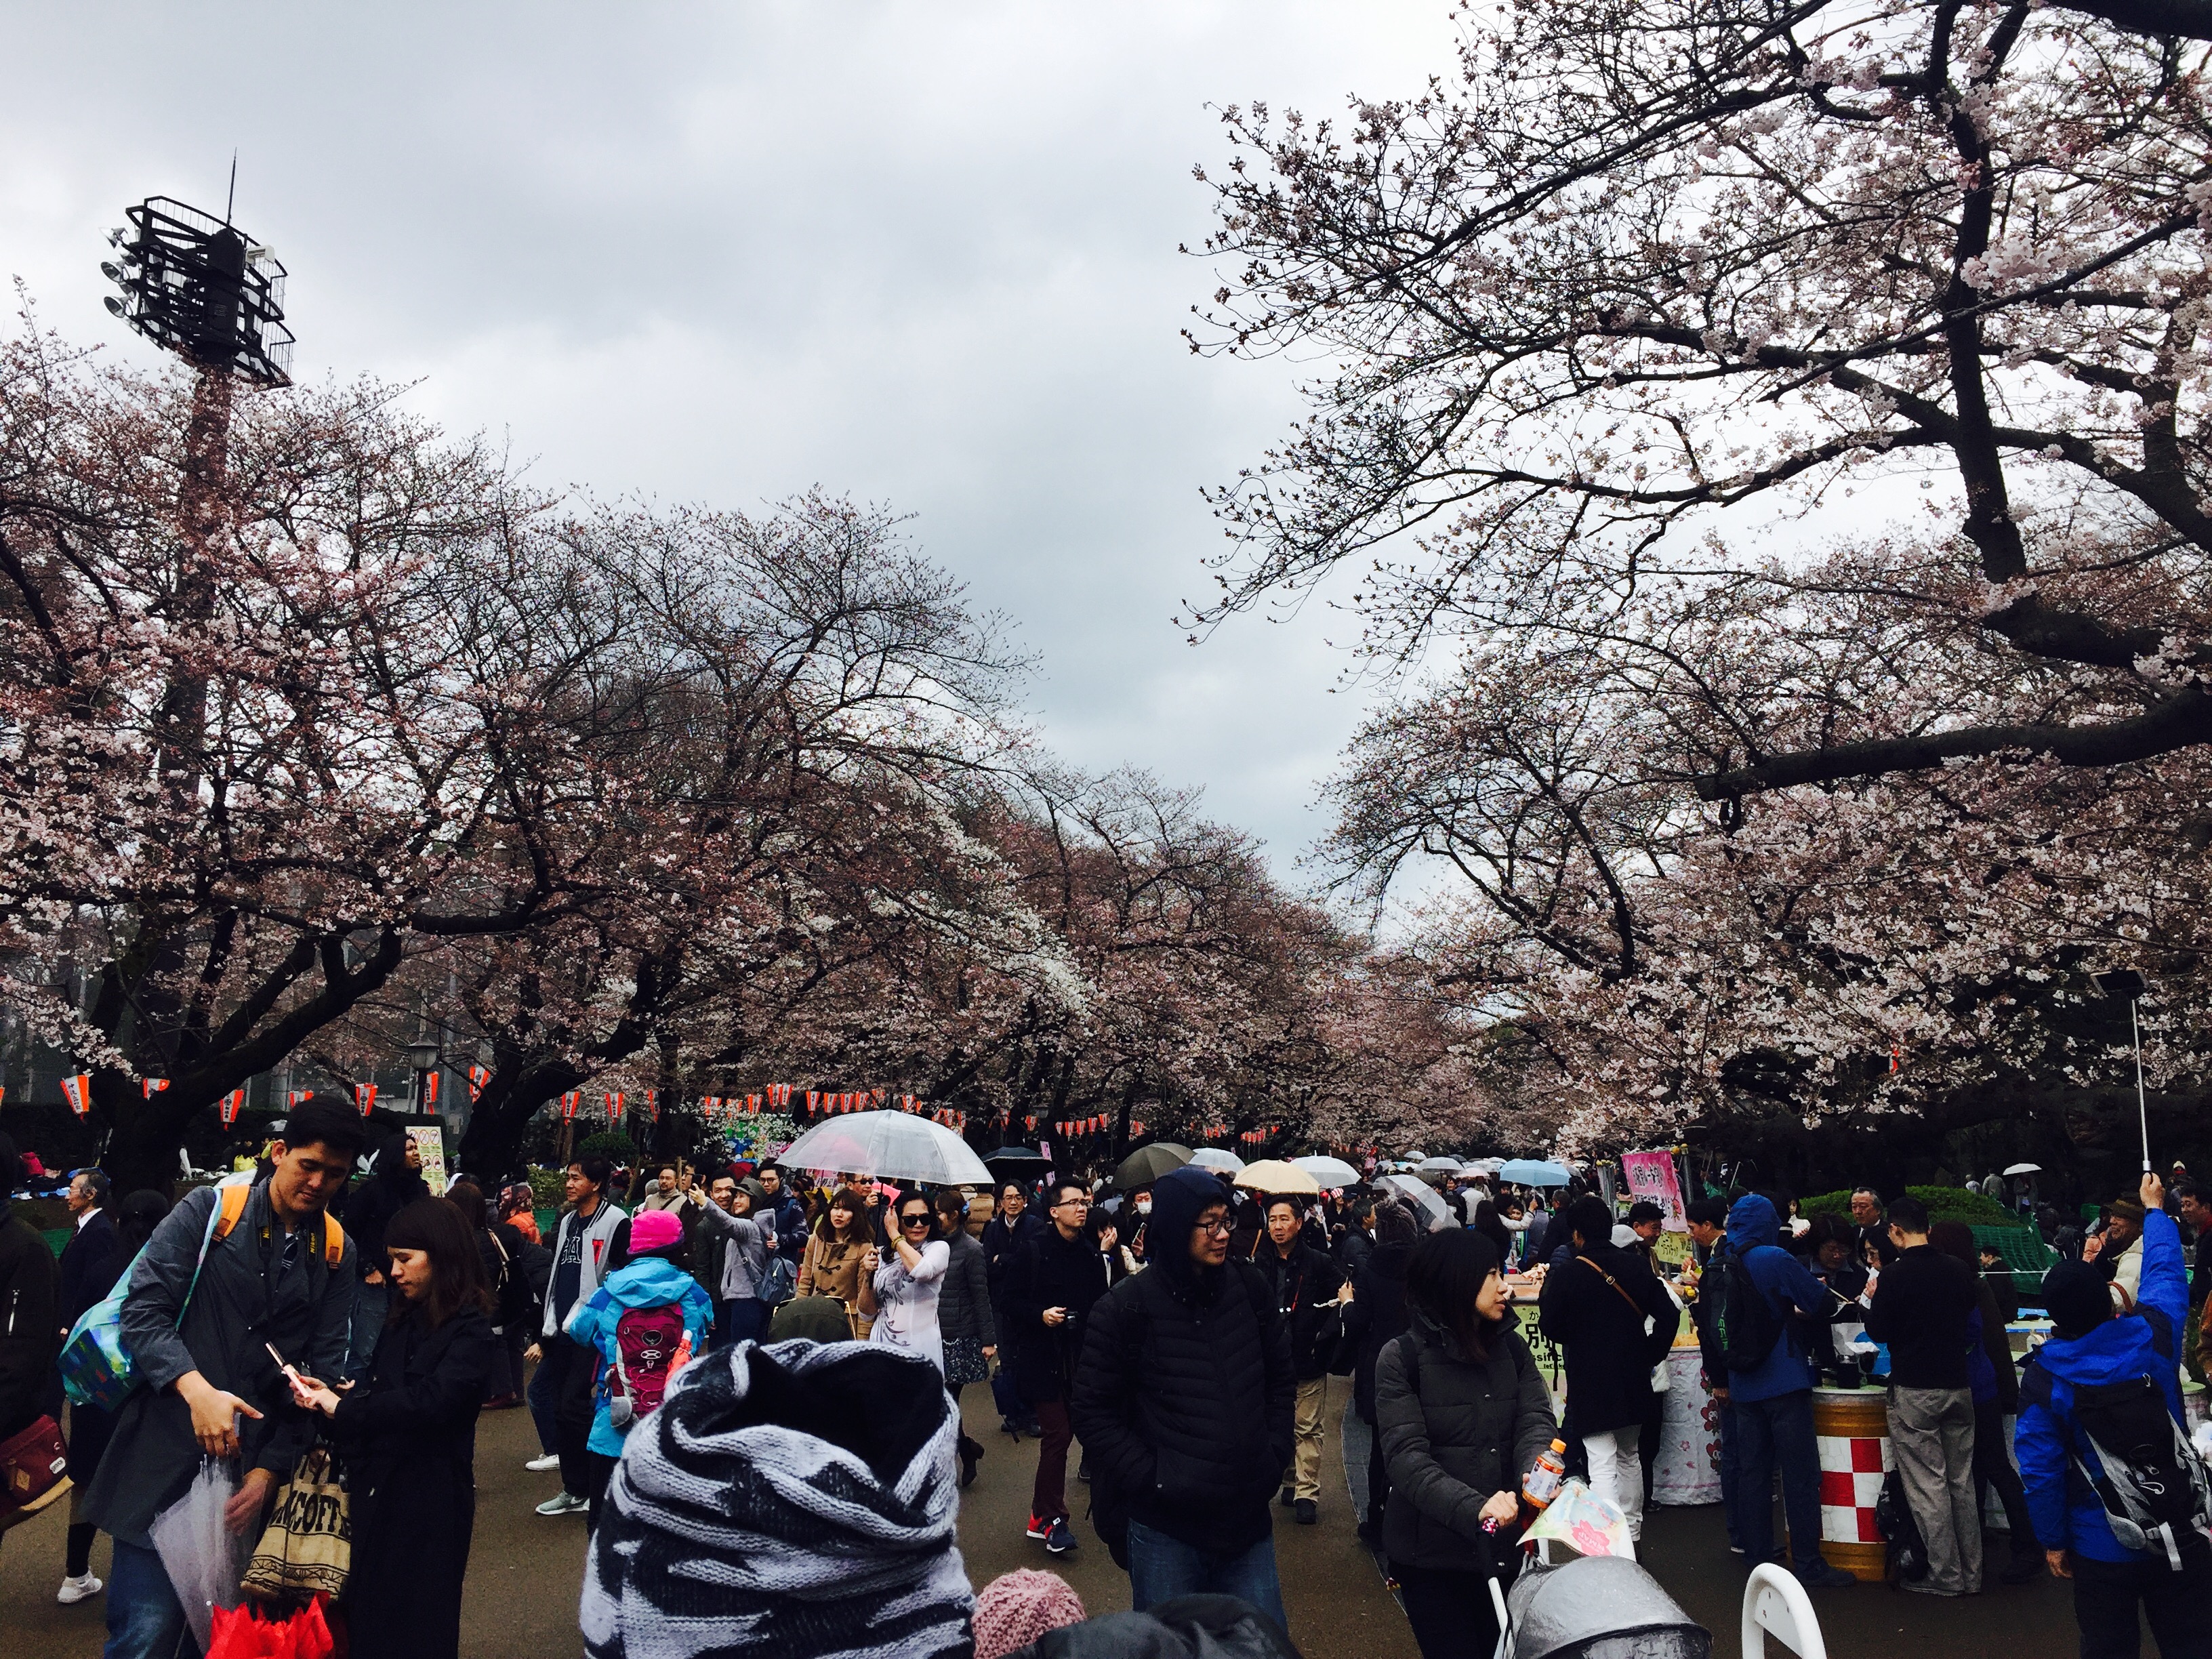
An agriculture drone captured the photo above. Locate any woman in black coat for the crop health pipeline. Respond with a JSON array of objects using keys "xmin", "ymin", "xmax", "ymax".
[
  {"xmin": 1340, "ymin": 1200, "xmax": 1418, "ymax": 1542},
  {"xmin": 291, "ymin": 1197, "xmax": 495, "ymax": 1659},
  {"xmin": 1535, "ymin": 1195, "xmax": 1676, "ymax": 1545},
  {"xmin": 1374, "ymin": 1227, "xmax": 1556, "ymax": 1659}
]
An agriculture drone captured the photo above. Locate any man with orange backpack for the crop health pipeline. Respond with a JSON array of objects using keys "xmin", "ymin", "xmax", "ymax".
[{"xmin": 562, "ymin": 1207, "xmax": 712, "ymax": 1530}]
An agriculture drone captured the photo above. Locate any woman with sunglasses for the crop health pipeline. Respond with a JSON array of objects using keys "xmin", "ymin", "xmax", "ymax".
[{"xmin": 867, "ymin": 1193, "xmax": 951, "ymax": 1372}]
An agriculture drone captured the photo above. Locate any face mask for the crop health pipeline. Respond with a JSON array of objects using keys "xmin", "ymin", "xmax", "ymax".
[{"xmin": 1134, "ymin": 1197, "xmax": 1151, "ymax": 1216}]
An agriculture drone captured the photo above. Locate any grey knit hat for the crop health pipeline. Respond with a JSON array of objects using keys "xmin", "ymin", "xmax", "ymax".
[{"xmin": 582, "ymin": 1336, "xmax": 972, "ymax": 1659}]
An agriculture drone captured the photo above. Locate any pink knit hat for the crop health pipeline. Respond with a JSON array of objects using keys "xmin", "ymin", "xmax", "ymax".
[
  {"xmin": 628, "ymin": 1208, "xmax": 683, "ymax": 1254},
  {"xmin": 972, "ymin": 1569, "xmax": 1086, "ymax": 1659}
]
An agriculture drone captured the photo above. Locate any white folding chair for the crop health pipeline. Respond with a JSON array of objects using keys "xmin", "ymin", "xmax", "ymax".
[{"xmin": 1740, "ymin": 1562, "xmax": 1827, "ymax": 1659}]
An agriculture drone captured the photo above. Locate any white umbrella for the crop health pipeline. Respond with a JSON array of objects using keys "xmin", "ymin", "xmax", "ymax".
[
  {"xmin": 1235, "ymin": 1160, "xmax": 1322, "ymax": 1196},
  {"xmin": 1378, "ymin": 1173, "xmax": 1451, "ymax": 1227},
  {"xmin": 2002, "ymin": 1162, "xmax": 2042, "ymax": 1177},
  {"xmin": 1189, "ymin": 1147, "xmax": 1246, "ymax": 1172},
  {"xmin": 1416, "ymin": 1155, "xmax": 1465, "ymax": 1176},
  {"xmin": 777, "ymin": 1110, "xmax": 991, "ymax": 1187},
  {"xmin": 1292, "ymin": 1155, "xmax": 1361, "ymax": 1188}
]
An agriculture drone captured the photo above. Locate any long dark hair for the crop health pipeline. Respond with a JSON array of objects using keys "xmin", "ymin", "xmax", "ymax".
[
  {"xmin": 1405, "ymin": 1227, "xmax": 1505, "ymax": 1362},
  {"xmin": 446, "ymin": 1179, "xmax": 489, "ymax": 1231},
  {"xmin": 116, "ymin": 1189, "xmax": 171, "ymax": 1256},
  {"xmin": 384, "ymin": 1197, "xmax": 493, "ymax": 1328},
  {"xmin": 814, "ymin": 1186, "xmax": 870, "ymax": 1243}
]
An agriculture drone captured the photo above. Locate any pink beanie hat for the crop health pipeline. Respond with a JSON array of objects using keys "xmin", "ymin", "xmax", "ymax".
[
  {"xmin": 628, "ymin": 1208, "xmax": 683, "ymax": 1254},
  {"xmin": 972, "ymin": 1569, "xmax": 1086, "ymax": 1659}
]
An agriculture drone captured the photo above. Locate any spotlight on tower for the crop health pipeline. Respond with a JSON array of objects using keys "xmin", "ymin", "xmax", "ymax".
[{"xmin": 100, "ymin": 196, "xmax": 292, "ymax": 385}]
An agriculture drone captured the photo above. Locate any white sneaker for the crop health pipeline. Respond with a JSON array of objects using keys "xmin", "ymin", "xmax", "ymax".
[
  {"xmin": 525, "ymin": 1453, "xmax": 560, "ymax": 1472},
  {"xmin": 535, "ymin": 1490, "xmax": 588, "ymax": 1516},
  {"xmin": 57, "ymin": 1573, "xmax": 103, "ymax": 1605}
]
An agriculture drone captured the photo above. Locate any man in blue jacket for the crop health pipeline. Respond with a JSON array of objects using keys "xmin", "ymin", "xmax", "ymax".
[
  {"xmin": 2019, "ymin": 1170, "xmax": 2209, "ymax": 1654},
  {"xmin": 1724, "ymin": 1194, "xmax": 1856, "ymax": 1589}
]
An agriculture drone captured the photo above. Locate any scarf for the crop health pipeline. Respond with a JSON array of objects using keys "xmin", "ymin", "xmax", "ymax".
[{"xmin": 582, "ymin": 1337, "xmax": 972, "ymax": 1659}]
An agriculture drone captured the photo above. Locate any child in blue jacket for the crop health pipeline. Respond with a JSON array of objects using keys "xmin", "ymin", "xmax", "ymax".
[
  {"xmin": 2018, "ymin": 1170, "xmax": 2205, "ymax": 1652},
  {"xmin": 564, "ymin": 1207, "xmax": 712, "ymax": 1529}
]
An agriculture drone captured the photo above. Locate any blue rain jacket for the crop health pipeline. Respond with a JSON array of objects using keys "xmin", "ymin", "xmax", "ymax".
[
  {"xmin": 565, "ymin": 1256, "xmax": 713, "ymax": 1456},
  {"xmin": 1723, "ymin": 1195, "xmax": 1828, "ymax": 1402},
  {"xmin": 2016, "ymin": 1206, "xmax": 2187, "ymax": 1563}
]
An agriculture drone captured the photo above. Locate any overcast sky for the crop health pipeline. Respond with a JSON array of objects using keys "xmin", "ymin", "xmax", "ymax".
[{"xmin": 2, "ymin": 2, "xmax": 1458, "ymax": 879}]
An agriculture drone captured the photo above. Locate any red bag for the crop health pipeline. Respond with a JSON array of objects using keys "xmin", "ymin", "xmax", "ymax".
[
  {"xmin": 0, "ymin": 1414, "xmax": 69, "ymax": 1534},
  {"xmin": 607, "ymin": 1303, "xmax": 687, "ymax": 1425}
]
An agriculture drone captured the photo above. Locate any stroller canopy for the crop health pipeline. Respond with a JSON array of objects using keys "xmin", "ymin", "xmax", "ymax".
[{"xmin": 1505, "ymin": 1556, "xmax": 1709, "ymax": 1659}]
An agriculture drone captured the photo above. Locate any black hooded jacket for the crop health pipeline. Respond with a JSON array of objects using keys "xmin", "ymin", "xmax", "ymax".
[
  {"xmin": 1071, "ymin": 1166, "xmax": 1295, "ymax": 1555},
  {"xmin": 1536, "ymin": 1238, "xmax": 1677, "ymax": 1433},
  {"xmin": 1340, "ymin": 1237, "xmax": 1412, "ymax": 1422},
  {"xmin": 342, "ymin": 1150, "xmax": 430, "ymax": 1282}
]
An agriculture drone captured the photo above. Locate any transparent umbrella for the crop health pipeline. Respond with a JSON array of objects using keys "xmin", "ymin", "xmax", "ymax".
[
  {"xmin": 1190, "ymin": 1148, "xmax": 1246, "ymax": 1172},
  {"xmin": 1378, "ymin": 1173, "xmax": 1451, "ymax": 1227},
  {"xmin": 1292, "ymin": 1155, "xmax": 1361, "ymax": 1188},
  {"xmin": 777, "ymin": 1110, "xmax": 991, "ymax": 1187}
]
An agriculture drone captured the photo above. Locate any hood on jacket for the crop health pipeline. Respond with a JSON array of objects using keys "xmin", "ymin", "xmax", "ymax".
[
  {"xmin": 1147, "ymin": 1165, "xmax": 1233, "ymax": 1294},
  {"xmin": 598, "ymin": 1256, "xmax": 702, "ymax": 1310},
  {"xmin": 2035, "ymin": 1309, "xmax": 2163, "ymax": 1390},
  {"xmin": 1726, "ymin": 1194, "xmax": 1781, "ymax": 1254},
  {"xmin": 1366, "ymin": 1239, "xmax": 1414, "ymax": 1282}
]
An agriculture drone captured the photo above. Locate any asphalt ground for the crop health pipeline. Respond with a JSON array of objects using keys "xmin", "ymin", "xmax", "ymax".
[{"xmin": 1, "ymin": 1369, "xmax": 2091, "ymax": 1658}]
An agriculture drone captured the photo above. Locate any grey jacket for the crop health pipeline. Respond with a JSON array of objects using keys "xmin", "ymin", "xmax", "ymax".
[
  {"xmin": 541, "ymin": 1200, "xmax": 629, "ymax": 1336},
  {"xmin": 935, "ymin": 1228, "xmax": 996, "ymax": 1347},
  {"xmin": 693, "ymin": 1201, "xmax": 767, "ymax": 1300},
  {"xmin": 1374, "ymin": 1305, "xmax": 1555, "ymax": 1570},
  {"xmin": 83, "ymin": 1181, "xmax": 354, "ymax": 1548}
]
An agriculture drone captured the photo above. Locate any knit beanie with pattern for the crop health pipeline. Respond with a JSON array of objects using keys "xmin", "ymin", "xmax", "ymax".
[{"xmin": 971, "ymin": 1570, "xmax": 1086, "ymax": 1659}]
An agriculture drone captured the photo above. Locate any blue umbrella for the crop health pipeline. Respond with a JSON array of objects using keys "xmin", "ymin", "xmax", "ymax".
[{"xmin": 1498, "ymin": 1158, "xmax": 1574, "ymax": 1187}]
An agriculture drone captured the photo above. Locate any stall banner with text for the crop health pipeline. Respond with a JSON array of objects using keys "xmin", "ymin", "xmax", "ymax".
[{"xmin": 1621, "ymin": 1150, "xmax": 1687, "ymax": 1232}]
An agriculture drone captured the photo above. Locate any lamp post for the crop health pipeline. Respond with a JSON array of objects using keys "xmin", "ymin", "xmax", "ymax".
[{"xmin": 403, "ymin": 1040, "xmax": 441, "ymax": 1118}]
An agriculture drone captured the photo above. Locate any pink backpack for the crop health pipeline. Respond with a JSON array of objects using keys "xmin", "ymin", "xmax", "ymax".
[{"xmin": 605, "ymin": 1303, "xmax": 688, "ymax": 1428}]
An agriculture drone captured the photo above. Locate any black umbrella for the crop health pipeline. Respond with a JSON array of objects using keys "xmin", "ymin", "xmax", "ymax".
[
  {"xmin": 981, "ymin": 1146, "xmax": 1048, "ymax": 1167},
  {"xmin": 1112, "ymin": 1143, "xmax": 1192, "ymax": 1189}
]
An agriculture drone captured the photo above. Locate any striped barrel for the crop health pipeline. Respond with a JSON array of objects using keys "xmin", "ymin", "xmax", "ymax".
[{"xmin": 1806, "ymin": 1386, "xmax": 1891, "ymax": 1582}]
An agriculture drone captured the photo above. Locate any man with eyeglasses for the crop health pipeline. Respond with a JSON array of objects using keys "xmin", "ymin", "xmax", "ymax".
[
  {"xmin": 1073, "ymin": 1164, "xmax": 1295, "ymax": 1631},
  {"xmin": 1002, "ymin": 1179, "xmax": 1112, "ymax": 1556}
]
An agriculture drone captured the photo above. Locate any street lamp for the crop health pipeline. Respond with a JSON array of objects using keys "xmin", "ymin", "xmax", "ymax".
[
  {"xmin": 403, "ymin": 1041, "xmax": 442, "ymax": 1116},
  {"xmin": 2093, "ymin": 970, "xmax": 2151, "ymax": 1174}
]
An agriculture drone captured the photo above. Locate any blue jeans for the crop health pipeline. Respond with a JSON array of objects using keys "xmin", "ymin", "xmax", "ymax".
[
  {"xmin": 714, "ymin": 1297, "xmax": 767, "ymax": 1351},
  {"xmin": 1734, "ymin": 1388, "xmax": 1830, "ymax": 1578},
  {"xmin": 1126, "ymin": 1519, "xmax": 1288, "ymax": 1633},
  {"xmin": 1717, "ymin": 1395, "xmax": 1741, "ymax": 1549},
  {"xmin": 526, "ymin": 1332, "xmax": 560, "ymax": 1454},
  {"xmin": 346, "ymin": 1278, "xmax": 389, "ymax": 1381},
  {"xmin": 104, "ymin": 1536, "xmax": 194, "ymax": 1659}
]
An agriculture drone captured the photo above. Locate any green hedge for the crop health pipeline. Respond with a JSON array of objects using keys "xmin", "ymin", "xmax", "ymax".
[{"xmin": 1801, "ymin": 1185, "xmax": 2026, "ymax": 1227}]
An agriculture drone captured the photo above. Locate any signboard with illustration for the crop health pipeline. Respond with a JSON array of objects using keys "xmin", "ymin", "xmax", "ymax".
[{"xmin": 406, "ymin": 1122, "xmax": 451, "ymax": 1196}]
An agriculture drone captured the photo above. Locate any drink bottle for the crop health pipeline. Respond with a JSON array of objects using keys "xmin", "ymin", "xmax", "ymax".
[{"xmin": 1521, "ymin": 1439, "xmax": 1568, "ymax": 1514}]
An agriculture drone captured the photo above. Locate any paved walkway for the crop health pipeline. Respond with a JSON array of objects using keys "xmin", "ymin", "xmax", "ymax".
[{"xmin": 0, "ymin": 1368, "xmax": 2087, "ymax": 1658}]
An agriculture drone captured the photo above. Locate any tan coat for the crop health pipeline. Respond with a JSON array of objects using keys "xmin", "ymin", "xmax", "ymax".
[{"xmin": 799, "ymin": 1231, "xmax": 875, "ymax": 1337}]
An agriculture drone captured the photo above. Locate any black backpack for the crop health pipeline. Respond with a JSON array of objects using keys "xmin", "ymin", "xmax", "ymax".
[
  {"xmin": 1875, "ymin": 1469, "xmax": 1929, "ymax": 1581},
  {"xmin": 1713, "ymin": 1246, "xmax": 1786, "ymax": 1374},
  {"xmin": 2022, "ymin": 1357, "xmax": 2212, "ymax": 1570}
]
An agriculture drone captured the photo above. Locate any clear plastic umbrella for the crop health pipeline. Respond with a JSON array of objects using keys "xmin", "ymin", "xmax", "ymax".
[
  {"xmin": 1292, "ymin": 1155, "xmax": 1361, "ymax": 1188},
  {"xmin": 1378, "ymin": 1173, "xmax": 1451, "ymax": 1227},
  {"xmin": 1416, "ymin": 1155, "xmax": 1465, "ymax": 1174},
  {"xmin": 777, "ymin": 1110, "xmax": 991, "ymax": 1187},
  {"xmin": 1189, "ymin": 1147, "xmax": 1246, "ymax": 1172}
]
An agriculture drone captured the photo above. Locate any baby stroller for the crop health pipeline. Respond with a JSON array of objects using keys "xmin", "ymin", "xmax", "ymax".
[{"xmin": 1492, "ymin": 1554, "xmax": 1710, "ymax": 1659}]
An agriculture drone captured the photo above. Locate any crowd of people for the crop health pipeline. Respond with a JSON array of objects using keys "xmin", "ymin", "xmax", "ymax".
[{"xmin": 3, "ymin": 1110, "xmax": 2211, "ymax": 1658}]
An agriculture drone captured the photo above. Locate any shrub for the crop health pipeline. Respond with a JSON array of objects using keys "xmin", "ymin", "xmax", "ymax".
[
  {"xmin": 575, "ymin": 1130, "xmax": 640, "ymax": 1164},
  {"xmin": 1802, "ymin": 1184, "xmax": 2023, "ymax": 1227}
]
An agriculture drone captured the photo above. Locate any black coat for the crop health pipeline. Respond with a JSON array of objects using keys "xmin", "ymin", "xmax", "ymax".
[
  {"xmin": 1864, "ymin": 1243, "xmax": 1977, "ymax": 1390},
  {"xmin": 1536, "ymin": 1243, "xmax": 1677, "ymax": 1433},
  {"xmin": 58, "ymin": 1210, "xmax": 122, "ymax": 1330},
  {"xmin": 0, "ymin": 1208, "xmax": 58, "ymax": 1438},
  {"xmin": 327, "ymin": 1302, "xmax": 495, "ymax": 1659},
  {"xmin": 1374, "ymin": 1307, "xmax": 1557, "ymax": 1571},
  {"xmin": 342, "ymin": 1164, "xmax": 429, "ymax": 1280},
  {"xmin": 982, "ymin": 1210, "xmax": 1046, "ymax": 1303},
  {"xmin": 1071, "ymin": 1260, "xmax": 1295, "ymax": 1556},
  {"xmin": 1250, "ymin": 1240, "xmax": 1343, "ymax": 1381},
  {"xmin": 1002, "ymin": 1226, "xmax": 1113, "ymax": 1405},
  {"xmin": 1341, "ymin": 1239, "xmax": 1412, "ymax": 1422}
]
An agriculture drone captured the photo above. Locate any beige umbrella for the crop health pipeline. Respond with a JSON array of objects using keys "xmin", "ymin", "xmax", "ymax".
[{"xmin": 1233, "ymin": 1159, "xmax": 1322, "ymax": 1196}]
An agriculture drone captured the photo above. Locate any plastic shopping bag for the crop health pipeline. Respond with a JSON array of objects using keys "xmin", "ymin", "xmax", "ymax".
[
  {"xmin": 1525, "ymin": 1476, "xmax": 1637, "ymax": 1561},
  {"xmin": 149, "ymin": 1457, "xmax": 251, "ymax": 1652}
]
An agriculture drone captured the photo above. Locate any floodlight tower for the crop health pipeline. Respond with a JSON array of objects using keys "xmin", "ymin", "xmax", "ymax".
[{"xmin": 99, "ymin": 189, "xmax": 294, "ymax": 796}]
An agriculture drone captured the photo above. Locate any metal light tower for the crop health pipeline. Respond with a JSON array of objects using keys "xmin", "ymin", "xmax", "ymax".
[{"xmin": 102, "ymin": 194, "xmax": 292, "ymax": 384}]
